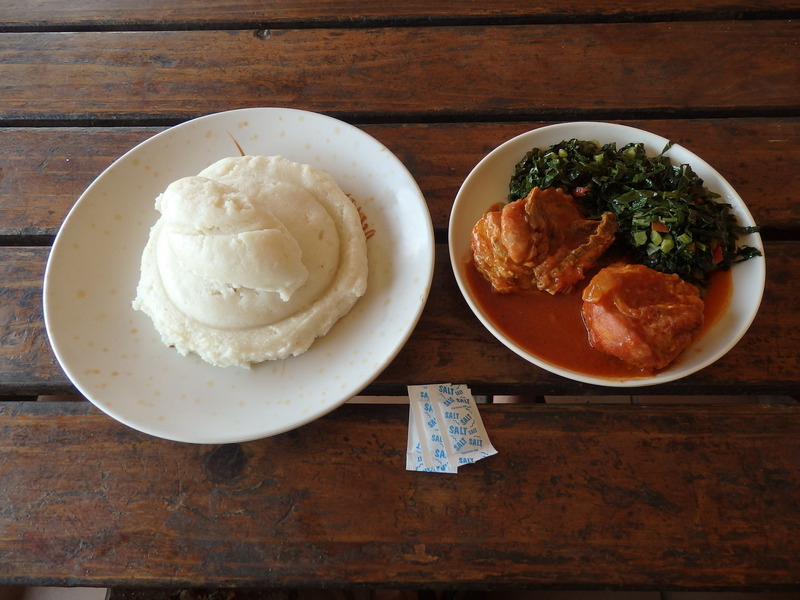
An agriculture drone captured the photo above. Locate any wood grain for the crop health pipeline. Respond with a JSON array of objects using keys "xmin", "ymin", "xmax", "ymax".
[
  {"xmin": 1, "ymin": 3, "xmax": 799, "ymax": 592},
  {"xmin": 2, "ymin": 242, "xmax": 796, "ymax": 397},
  {"xmin": 2, "ymin": 118, "xmax": 799, "ymax": 238},
  {"xmin": 1, "ymin": 22, "xmax": 798, "ymax": 121},
  {"xmin": 0, "ymin": 247, "xmax": 64, "ymax": 393},
  {"xmin": 2, "ymin": 0, "xmax": 798, "ymax": 28},
  {"xmin": 1, "ymin": 401, "xmax": 798, "ymax": 589}
]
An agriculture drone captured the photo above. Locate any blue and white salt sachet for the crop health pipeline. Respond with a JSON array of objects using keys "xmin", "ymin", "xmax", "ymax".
[{"xmin": 407, "ymin": 383, "xmax": 497, "ymax": 473}]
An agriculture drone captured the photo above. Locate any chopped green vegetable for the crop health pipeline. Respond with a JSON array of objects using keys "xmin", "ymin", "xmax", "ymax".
[{"xmin": 508, "ymin": 137, "xmax": 761, "ymax": 287}]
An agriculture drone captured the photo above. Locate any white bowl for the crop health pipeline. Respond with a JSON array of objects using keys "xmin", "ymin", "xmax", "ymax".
[
  {"xmin": 448, "ymin": 121, "xmax": 765, "ymax": 387},
  {"xmin": 44, "ymin": 108, "xmax": 435, "ymax": 442}
]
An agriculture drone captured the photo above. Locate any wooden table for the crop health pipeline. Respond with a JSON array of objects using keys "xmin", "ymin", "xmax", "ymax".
[{"xmin": 1, "ymin": 1, "xmax": 799, "ymax": 592}]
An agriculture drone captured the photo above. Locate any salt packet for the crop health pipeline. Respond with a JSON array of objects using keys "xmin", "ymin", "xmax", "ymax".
[
  {"xmin": 406, "ymin": 384, "xmax": 457, "ymax": 473},
  {"xmin": 406, "ymin": 383, "xmax": 497, "ymax": 473}
]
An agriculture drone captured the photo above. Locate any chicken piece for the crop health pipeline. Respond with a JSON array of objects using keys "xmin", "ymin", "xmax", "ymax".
[
  {"xmin": 471, "ymin": 187, "xmax": 617, "ymax": 294},
  {"xmin": 581, "ymin": 263, "xmax": 705, "ymax": 371}
]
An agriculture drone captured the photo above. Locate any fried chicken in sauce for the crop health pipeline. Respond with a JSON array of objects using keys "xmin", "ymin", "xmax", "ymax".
[
  {"xmin": 471, "ymin": 187, "xmax": 617, "ymax": 294},
  {"xmin": 581, "ymin": 263, "xmax": 705, "ymax": 371}
]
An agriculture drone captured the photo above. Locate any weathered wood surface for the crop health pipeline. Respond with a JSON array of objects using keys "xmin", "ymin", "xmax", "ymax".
[
  {"xmin": 0, "ymin": 247, "xmax": 62, "ymax": 393},
  {"xmin": 2, "ymin": 0, "xmax": 799, "ymax": 28},
  {"xmin": 0, "ymin": 401, "xmax": 798, "ymax": 590},
  {"xmin": 1, "ymin": 2, "xmax": 799, "ymax": 591},
  {"xmin": 2, "ymin": 118, "xmax": 799, "ymax": 238},
  {"xmin": 1, "ymin": 241, "xmax": 796, "ymax": 397},
  {"xmin": 1, "ymin": 22, "xmax": 798, "ymax": 122}
]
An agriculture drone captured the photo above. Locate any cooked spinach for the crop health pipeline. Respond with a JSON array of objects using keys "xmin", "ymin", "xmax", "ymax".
[{"xmin": 508, "ymin": 138, "xmax": 761, "ymax": 287}]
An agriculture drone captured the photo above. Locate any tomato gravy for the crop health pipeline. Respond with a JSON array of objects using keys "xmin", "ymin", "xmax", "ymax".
[{"xmin": 466, "ymin": 262, "xmax": 733, "ymax": 378}]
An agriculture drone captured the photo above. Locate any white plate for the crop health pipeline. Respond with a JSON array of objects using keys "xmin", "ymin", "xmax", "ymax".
[
  {"xmin": 449, "ymin": 121, "xmax": 765, "ymax": 387},
  {"xmin": 44, "ymin": 108, "xmax": 434, "ymax": 443}
]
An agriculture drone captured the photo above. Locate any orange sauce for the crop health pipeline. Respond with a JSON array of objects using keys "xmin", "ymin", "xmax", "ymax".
[{"xmin": 466, "ymin": 262, "xmax": 732, "ymax": 378}]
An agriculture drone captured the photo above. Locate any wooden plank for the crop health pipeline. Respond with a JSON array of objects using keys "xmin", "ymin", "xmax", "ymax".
[
  {"xmin": 1, "ymin": 22, "xmax": 798, "ymax": 121},
  {"xmin": 0, "ymin": 247, "xmax": 65, "ymax": 393},
  {"xmin": 2, "ymin": 1, "xmax": 799, "ymax": 29},
  {"xmin": 0, "ymin": 128, "xmax": 156, "ymax": 239},
  {"xmin": 1, "ymin": 241, "xmax": 797, "ymax": 397},
  {"xmin": 2, "ymin": 118, "xmax": 799, "ymax": 237},
  {"xmin": 0, "ymin": 401, "xmax": 798, "ymax": 589}
]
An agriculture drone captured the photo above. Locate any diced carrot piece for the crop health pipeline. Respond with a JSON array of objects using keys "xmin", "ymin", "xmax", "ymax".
[{"xmin": 651, "ymin": 221, "xmax": 670, "ymax": 233}]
